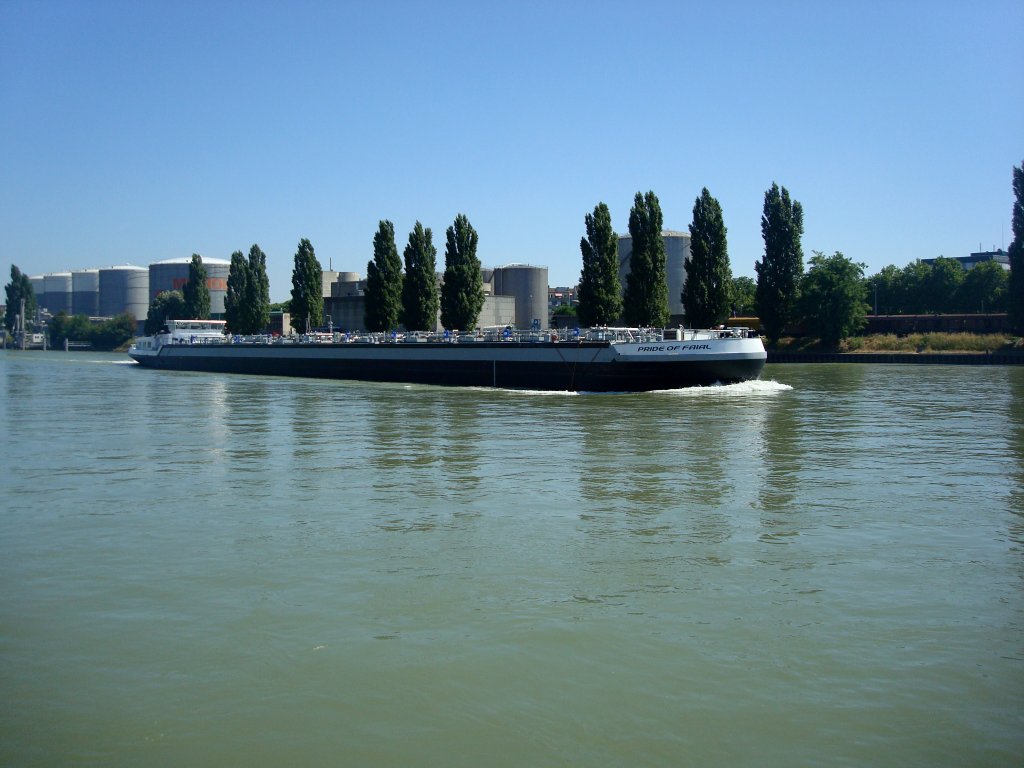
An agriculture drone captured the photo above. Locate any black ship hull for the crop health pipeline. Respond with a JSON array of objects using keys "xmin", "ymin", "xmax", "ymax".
[{"xmin": 129, "ymin": 340, "xmax": 767, "ymax": 393}]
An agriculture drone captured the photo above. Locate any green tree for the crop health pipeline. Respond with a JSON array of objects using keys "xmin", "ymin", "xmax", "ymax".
[
  {"xmin": 927, "ymin": 256, "xmax": 965, "ymax": 313},
  {"xmin": 290, "ymin": 238, "xmax": 324, "ymax": 333},
  {"xmin": 365, "ymin": 221, "xmax": 404, "ymax": 331},
  {"xmin": 47, "ymin": 312, "xmax": 91, "ymax": 347},
  {"xmin": 401, "ymin": 222, "xmax": 440, "ymax": 332},
  {"xmin": 898, "ymin": 260, "xmax": 931, "ymax": 314},
  {"xmin": 730, "ymin": 276, "xmax": 756, "ymax": 316},
  {"xmin": 50, "ymin": 312, "xmax": 136, "ymax": 350},
  {"xmin": 868, "ymin": 264, "xmax": 902, "ymax": 314},
  {"xmin": 553, "ymin": 304, "xmax": 577, "ymax": 318},
  {"xmin": 145, "ymin": 290, "xmax": 186, "ymax": 335},
  {"xmin": 92, "ymin": 313, "xmax": 137, "ymax": 350},
  {"xmin": 798, "ymin": 251, "xmax": 868, "ymax": 347},
  {"xmin": 1008, "ymin": 161, "xmax": 1024, "ymax": 334},
  {"xmin": 622, "ymin": 190, "xmax": 669, "ymax": 327},
  {"xmin": 4, "ymin": 264, "xmax": 37, "ymax": 333},
  {"xmin": 182, "ymin": 253, "xmax": 211, "ymax": 319},
  {"xmin": 576, "ymin": 202, "xmax": 621, "ymax": 326},
  {"xmin": 684, "ymin": 187, "xmax": 732, "ymax": 327},
  {"xmin": 245, "ymin": 244, "xmax": 271, "ymax": 334},
  {"xmin": 755, "ymin": 183, "xmax": 804, "ymax": 343},
  {"xmin": 957, "ymin": 260, "xmax": 1009, "ymax": 313},
  {"xmin": 440, "ymin": 214, "xmax": 484, "ymax": 331},
  {"xmin": 224, "ymin": 250, "xmax": 248, "ymax": 333}
]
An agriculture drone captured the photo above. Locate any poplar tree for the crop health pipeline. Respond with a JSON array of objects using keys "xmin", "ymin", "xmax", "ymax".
[
  {"xmin": 4, "ymin": 265, "xmax": 37, "ymax": 333},
  {"xmin": 224, "ymin": 250, "xmax": 248, "ymax": 333},
  {"xmin": 365, "ymin": 221, "xmax": 404, "ymax": 331},
  {"xmin": 1008, "ymin": 161, "xmax": 1024, "ymax": 334},
  {"xmin": 245, "ymin": 244, "xmax": 271, "ymax": 334},
  {"xmin": 755, "ymin": 183, "xmax": 804, "ymax": 343},
  {"xmin": 622, "ymin": 191, "xmax": 669, "ymax": 327},
  {"xmin": 401, "ymin": 222, "xmax": 440, "ymax": 332},
  {"xmin": 440, "ymin": 213, "xmax": 484, "ymax": 331},
  {"xmin": 290, "ymin": 238, "xmax": 324, "ymax": 333},
  {"xmin": 182, "ymin": 253, "xmax": 211, "ymax": 319},
  {"xmin": 577, "ymin": 202, "xmax": 621, "ymax": 327},
  {"xmin": 684, "ymin": 187, "xmax": 732, "ymax": 327}
]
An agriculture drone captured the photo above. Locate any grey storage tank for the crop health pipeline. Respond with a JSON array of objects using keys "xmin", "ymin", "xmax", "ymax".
[
  {"xmin": 29, "ymin": 276, "xmax": 45, "ymax": 309},
  {"xmin": 617, "ymin": 230, "xmax": 691, "ymax": 322},
  {"xmin": 99, "ymin": 265, "xmax": 149, "ymax": 321},
  {"xmin": 149, "ymin": 256, "xmax": 231, "ymax": 316},
  {"xmin": 493, "ymin": 264, "xmax": 549, "ymax": 330},
  {"xmin": 71, "ymin": 269, "xmax": 100, "ymax": 316},
  {"xmin": 43, "ymin": 272, "xmax": 73, "ymax": 315}
]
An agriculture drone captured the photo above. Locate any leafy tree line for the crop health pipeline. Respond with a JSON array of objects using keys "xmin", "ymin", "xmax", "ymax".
[
  {"xmin": 225, "ymin": 244, "xmax": 271, "ymax": 334},
  {"xmin": 576, "ymin": 188, "xmax": 742, "ymax": 330},
  {"xmin": 867, "ymin": 257, "xmax": 1009, "ymax": 316},
  {"xmin": 363, "ymin": 214, "xmax": 482, "ymax": 332},
  {"xmin": 142, "ymin": 247, "xmax": 276, "ymax": 336},
  {"xmin": 48, "ymin": 312, "xmax": 138, "ymax": 350}
]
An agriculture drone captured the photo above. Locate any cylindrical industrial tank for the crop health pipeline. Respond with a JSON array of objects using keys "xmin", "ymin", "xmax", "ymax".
[
  {"xmin": 662, "ymin": 230, "xmax": 690, "ymax": 319},
  {"xmin": 332, "ymin": 272, "xmax": 362, "ymax": 297},
  {"xmin": 43, "ymin": 272, "xmax": 73, "ymax": 315},
  {"xmin": 99, "ymin": 265, "xmax": 149, "ymax": 321},
  {"xmin": 618, "ymin": 231, "xmax": 690, "ymax": 320},
  {"xmin": 29, "ymin": 276, "xmax": 45, "ymax": 310},
  {"xmin": 149, "ymin": 256, "xmax": 231, "ymax": 317},
  {"xmin": 493, "ymin": 264, "xmax": 549, "ymax": 330},
  {"xmin": 71, "ymin": 269, "xmax": 100, "ymax": 316}
]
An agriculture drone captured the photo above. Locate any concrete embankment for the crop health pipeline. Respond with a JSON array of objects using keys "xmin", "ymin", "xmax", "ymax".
[{"xmin": 767, "ymin": 351, "xmax": 1024, "ymax": 365}]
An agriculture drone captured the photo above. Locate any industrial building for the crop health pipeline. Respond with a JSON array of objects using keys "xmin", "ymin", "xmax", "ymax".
[
  {"xmin": 492, "ymin": 265, "xmax": 549, "ymax": 330},
  {"xmin": 322, "ymin": 265, "xmax": 544, "ymax": 333},
  {"xmin": 42, "ymin": 272, "xmax": 73, "ymax": 315},
  {"xmin": 99, "ymin": 266, "xmax": 149, "ymax": 323},
  {"xmin": 149, "ymin": 256, "xmax": 231, "ymax": 316},
  {"xmin": 71, "ymin": 269, "xmax": 100, "ymax": 316},
  {"xmin": 922, "ymin": 250, "xmax": 1010, "ymax": 271},
  {"xmin": 18, "ymin": 255, "xmax": 550, "ymax": 336}
]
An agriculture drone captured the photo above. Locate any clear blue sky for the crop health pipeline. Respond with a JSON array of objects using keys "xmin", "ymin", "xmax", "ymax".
[{"xmin": 2, "ymin": 0, "xmax": 1021, "ymax": 302}]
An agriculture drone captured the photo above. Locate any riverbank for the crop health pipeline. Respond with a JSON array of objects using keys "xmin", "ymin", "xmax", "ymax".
[
  {"xmin": 766, "ymin": 332, "xmax": 1024, "ymax": 364},
  {"xmin": 767, "ymin": 350, "xmax": 1024, "ymax": 364}
]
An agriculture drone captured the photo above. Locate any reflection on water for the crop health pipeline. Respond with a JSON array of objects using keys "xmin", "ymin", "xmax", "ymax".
[{"xmin": 1008, "ymin": 369, "xmax": 1024, "ymax": 549}]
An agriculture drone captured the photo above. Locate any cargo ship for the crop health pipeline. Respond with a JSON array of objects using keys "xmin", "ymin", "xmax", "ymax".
[{"xmin": 128, "ymin": 320, "xmax": 767, "ymax": 392}]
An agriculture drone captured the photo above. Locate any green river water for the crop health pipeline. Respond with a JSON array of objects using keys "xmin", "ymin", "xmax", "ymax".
[{"xmin": 1, "ymin": 351, "xmax": 1021, "ymax": 766}]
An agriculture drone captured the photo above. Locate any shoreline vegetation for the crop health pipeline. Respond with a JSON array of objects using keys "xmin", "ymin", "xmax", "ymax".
[{"xmin": 770, "ymin": 332, "xmax": 1023, "ymax": 355}]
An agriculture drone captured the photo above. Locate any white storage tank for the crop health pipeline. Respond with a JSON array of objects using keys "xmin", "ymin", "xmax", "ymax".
[
  {"xmin": 99, "ymin": 265, "xmax": 149, "ymax": 321},
  {"xmin": 149, "ymin": 256, "xmax": 231, "ymax": 316},
  {"xmin": 493, "ymin": 264, "xmax": 549, "ymax": 330},
  {"xmin": 71, "ymin": 269, "xmax": 100, "ymax": 316},
  {"xmin": 43, "ymin": 272, "xmax": 73, "ymax": 315}
]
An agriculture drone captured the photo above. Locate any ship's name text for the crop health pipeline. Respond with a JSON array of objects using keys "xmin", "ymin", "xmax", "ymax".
[{"xmin": 636, "ymin": 344, "xmax": 711, "ymax": 352}]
